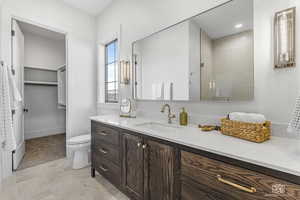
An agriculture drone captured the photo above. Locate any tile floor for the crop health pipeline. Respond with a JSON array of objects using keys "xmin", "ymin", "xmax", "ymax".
[
  {"xmin": 0, "ymin": 159, "xmax": 129, "ymax": 200},
  {"xmin": 18, "ymin": 134, "xmax": 66, "ymax": 170}
]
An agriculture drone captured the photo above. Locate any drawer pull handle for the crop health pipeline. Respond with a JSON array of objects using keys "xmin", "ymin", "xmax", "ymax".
[
  {"xmin": 99, "ymin": 165, "xmax": 108, "ymax": 172},
  {"xmin": 98, "ymin": 131, "xmax": 108, "ymax": 136},
  {"xmin": 137, "ymin": 142, "xmax": 142, "ymax": 148},
  {"xmin": 99, "ymin": 148, "xmax": 108, "ymax": 154},
  {"xmin": 217, "ymin": 175, "xmax": 256, "ymax": 193},
  {"xmin": 142, "ymin": 144, "xmax": 147, "ymax": 149}
]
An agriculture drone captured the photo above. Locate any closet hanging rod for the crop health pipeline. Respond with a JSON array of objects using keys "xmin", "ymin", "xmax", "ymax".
[{"xmin": 24, "ymin": 81, "xmax": 58, "ymax": 86}]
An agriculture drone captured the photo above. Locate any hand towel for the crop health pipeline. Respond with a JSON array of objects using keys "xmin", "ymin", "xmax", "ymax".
[
  {"xmin": 152, "ymin": 83, "xmax": 164, "ymax": 100},
  {"xmin": 164, "ymin": 81, "xmax": 173, "ymax": 100},
  {"xmin": 8, "ymin": 66, "xmax": 22, "ymax": 110},
  {"xmin": 288, "ymin": 93, "xmax": 300, "ymax": 134},
  {"xmin": 229, "ymin": 112, "xmax": 266, "ymax": 123},
  {"xmin": 0, "ymin": 63, "xmax": 17, "ymax": 151}
]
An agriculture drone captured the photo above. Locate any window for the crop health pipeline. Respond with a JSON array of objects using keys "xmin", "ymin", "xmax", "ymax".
[{"xmin": 105, "ymin": 39, "xmax": 118, "ymax": 103}]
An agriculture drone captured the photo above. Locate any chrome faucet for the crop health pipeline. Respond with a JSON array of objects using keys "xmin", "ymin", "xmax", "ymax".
[{"xmin": 161, "ymin": 104, "xmax": 176, "ymax": 124}]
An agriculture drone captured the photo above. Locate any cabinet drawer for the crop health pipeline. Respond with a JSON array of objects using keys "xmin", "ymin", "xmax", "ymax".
[
  {"xmin": 181, "ymin": 176, "xmax": 233, "ymax": 200},
  {"xmin": 95, "ymin": 156, "xmax": 121, "ymax": 187},
  {"xmin": 94, "ymin": 140, "xmax": 120, "ymax": 166},
  {"xmin": 181, "ymin": 151, "xmax": 300, "ymax": 200},
  {"xmin": 93, "ymin": 123, "xmax": 120, "ymax": 146}
]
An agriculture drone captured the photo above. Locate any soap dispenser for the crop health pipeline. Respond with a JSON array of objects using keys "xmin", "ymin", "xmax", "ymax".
[{"xmin": 180, "ymin": 107, "xmax": 188, "ymax": 126}]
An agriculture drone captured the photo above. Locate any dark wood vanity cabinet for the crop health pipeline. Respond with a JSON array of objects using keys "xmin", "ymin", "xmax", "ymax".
[
  {"xmin": 91, "ymin": 122, "xmax": 122, "ymax": 188},
  {"xmin": 92, "ymin": 121, "xmax": 300, "ymax": 200},
  {"xmin": 143, "ymin": 140, "xmax": 177, "ymax": 200},
  {"xmin": 121, "ymin": 132, "xmax": 177, "ymax": 200},
  {"xmin": 122, "ymin": 133, "xmax": 144, "ymax": 200},
  {"xmin": 92, "ymin": 121, "xmax": 177, "ymax": 200},
  {"xmin": 181, "ymin": 151, "xmax": 300, "ymax": 200}
]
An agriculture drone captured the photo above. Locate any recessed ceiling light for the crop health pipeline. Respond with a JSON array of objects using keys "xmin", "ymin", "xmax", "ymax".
[{"xmin": 235, "ymin": 24, "xmax": 243, "ymax": 29}]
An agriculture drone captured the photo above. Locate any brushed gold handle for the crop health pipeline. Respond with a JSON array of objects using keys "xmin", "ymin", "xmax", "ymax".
[
  {"xmin": 99, "ymin": 165, "xmax": 108, "ymax": 172},
  {"xmin": 99, "ymin": 148, "xmax": 108, "ymax": 154},
  {"xmin": 142, "ymin": 144, "xmax": 147, "ymax": 149},
  {"xmin": 217, "ymin": 175, "xmax": 256, "ymax": 193},
  {"xmin": 137, "ymin": 142, "xmax": 142, "ymax": 148}
]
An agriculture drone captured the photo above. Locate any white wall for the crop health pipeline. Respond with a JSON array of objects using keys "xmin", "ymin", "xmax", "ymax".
[
  {"xmin": 24, "ymin": 32, "xmax": 66, "ymax": 70},
  {"xmin": 97, "ymin": 0, "xmax": 230, "ymax": 115},
  {"xmin": 136, "ymin": 21, "xmax": 190, "ymax": 100},
  {"xmin": 24, "ymin": 85, "xmax": 66, "ymax": 139},
  {"xmin": 0, "ymin": 0, "xmax": 97, "ymax": 179},
  {"xmin": 97, "ymin": 0, "xmax": 300, "ymax": 127},
  {"xmin": 97, "ymin": 0, "xmax": 229, "ymax": 61},
  {"xmin": 0, "ymin": 0, "xmax": 3, "ymax": 184},
  {"xmin": 135, "ymin": 19, "xmax": 202, "ymax": 101}
]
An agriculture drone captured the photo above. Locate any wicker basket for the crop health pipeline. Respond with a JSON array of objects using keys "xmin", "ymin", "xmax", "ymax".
[{"xmin": 220, "ymin": 118, "xmax": 271, "ymax": 143}]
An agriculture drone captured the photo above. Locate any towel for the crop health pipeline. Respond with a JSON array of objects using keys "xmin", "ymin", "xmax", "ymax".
[
  {"xmin": 164, "ymin": 81, "xmax": 173, "ymax": 100},
  {"xmin": 8, "ymin": 66, "xmax": 22, "ymax": 110},
  {"xmin": 152, "ymin": 84, "xmax": 158, "ymax": 100},
  {"xmin": 288, "ymin": 93, "xmax": 300, "ymax": 134},
  {"xmin": 0, "ymin": 63, "xmax": 17, "ymax": 151},
  {"xmin": 152, "ymin": 83, "xmax": 164, "ymax": 100},
  {"xmin": 229, "ymin": 112, "xmax": 266, "ymax": 123}
]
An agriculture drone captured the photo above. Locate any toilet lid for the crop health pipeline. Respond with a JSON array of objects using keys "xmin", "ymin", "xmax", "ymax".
[{"xmin": 68, "ymin": 134, "xmax": 91, "ymax": 145}]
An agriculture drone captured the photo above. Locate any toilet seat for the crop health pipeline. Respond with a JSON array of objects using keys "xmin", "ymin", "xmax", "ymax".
[{"xmin": 68, "ymin": 134, "xmax": 91, "ymax": 145}]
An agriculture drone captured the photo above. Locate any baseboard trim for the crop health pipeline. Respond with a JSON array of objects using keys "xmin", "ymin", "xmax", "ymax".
[{"xmin": 25, "ymin": 127, "xmax": 66, "ymax": 140}]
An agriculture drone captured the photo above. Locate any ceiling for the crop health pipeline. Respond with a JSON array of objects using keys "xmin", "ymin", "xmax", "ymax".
[
  {"xmin": 62, "ymin": 0, "xmax": 113, "ymax": 16},
  {"xmin": 18, "ymin": 21, "xmax": 65, "ymax": 41},
  {"xmin": 193, "ymin": 0, "xmax": 253, "ymax": 39}
]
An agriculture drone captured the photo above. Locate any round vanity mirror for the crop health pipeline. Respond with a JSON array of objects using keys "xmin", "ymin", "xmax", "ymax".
[{"xmin": 120, "ymin": 98, "xmax": 132, "ymax": 115}]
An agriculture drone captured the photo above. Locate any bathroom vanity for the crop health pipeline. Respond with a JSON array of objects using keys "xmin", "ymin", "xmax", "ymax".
[{"xmin": 91, "ymin": 116, "xmax": 300, "ymax": 200}]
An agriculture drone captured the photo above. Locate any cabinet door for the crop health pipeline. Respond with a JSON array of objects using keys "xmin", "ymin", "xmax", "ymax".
[
  {"xmin": 122, "ymin": 133, "xmax": 144, "ymax": 200},
  {"xmin": 144, "ymin": 140, "xmax": 177, "ymax": 200}
]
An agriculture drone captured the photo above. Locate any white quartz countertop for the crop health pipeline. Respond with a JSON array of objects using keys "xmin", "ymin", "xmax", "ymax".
[{"xmin": 90, "ymin": 115, "xmax": 300, "ymax": 177}]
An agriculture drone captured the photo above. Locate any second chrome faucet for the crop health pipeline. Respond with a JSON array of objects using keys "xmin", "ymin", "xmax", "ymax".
[{"xmin": 161, "ymin": 104, "xmax": 176, "ymax": 124}]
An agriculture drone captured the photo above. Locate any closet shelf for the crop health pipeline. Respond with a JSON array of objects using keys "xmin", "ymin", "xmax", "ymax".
[
  {"xmin": 24, "ymin": 66, "xmax": 57, "ymax": 72},
  {"xmin": 24, "ymin": 81, "xmax": 58, "ymax": 86}
]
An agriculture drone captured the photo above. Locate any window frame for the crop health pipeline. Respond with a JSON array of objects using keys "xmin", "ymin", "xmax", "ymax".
[{"xmin": 104, "ymin": 39, "xmax": 119, "ymax": 103}]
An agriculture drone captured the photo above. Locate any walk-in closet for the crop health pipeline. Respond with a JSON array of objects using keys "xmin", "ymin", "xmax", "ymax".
[{"xmin": 12, "ymin": 20, "xmax": 67, "ymax": 170}]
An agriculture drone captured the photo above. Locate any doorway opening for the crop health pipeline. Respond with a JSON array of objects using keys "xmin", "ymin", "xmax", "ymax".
[{"xmin": 11, "ymin": 19, "xmax": 67, "ymax": 170}]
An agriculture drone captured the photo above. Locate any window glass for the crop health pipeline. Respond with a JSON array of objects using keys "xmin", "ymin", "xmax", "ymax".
[{"xmin": 105, "ymin": 40, "xmax": 118, "ymax": 103}]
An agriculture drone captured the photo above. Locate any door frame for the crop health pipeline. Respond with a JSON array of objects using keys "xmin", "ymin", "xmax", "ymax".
[{"xmin": 10, "ymin": 16, "xmax": 69, "ymax": 170}]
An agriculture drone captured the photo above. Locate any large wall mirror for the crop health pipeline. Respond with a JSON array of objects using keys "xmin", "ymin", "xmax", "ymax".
[{"xmin": 132, "ymin": 0, "xmax": 254, "ymax": 101}]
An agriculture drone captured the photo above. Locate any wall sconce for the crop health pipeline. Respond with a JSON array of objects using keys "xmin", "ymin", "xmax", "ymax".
[
  {"xmin": 120, "ymin": 60, "xmax": 131, "ymax": 85},
  {"xmin": 274, "ymin": 7, "xmax": 296, "ymax": 68}
]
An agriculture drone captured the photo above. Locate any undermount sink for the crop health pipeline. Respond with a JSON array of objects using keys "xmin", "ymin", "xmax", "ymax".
[{"xmin": 135, "ymin": 122, "xmax": 182, "ymax": 132}]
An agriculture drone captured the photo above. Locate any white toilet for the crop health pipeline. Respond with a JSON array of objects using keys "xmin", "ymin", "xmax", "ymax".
[{"xmin": 67, "ymin": 134, "xmax": 91, "ymax": 169}]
